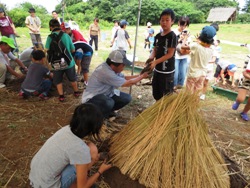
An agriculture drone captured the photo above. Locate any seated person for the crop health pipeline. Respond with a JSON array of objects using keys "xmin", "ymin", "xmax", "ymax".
[
  {"xmin": 214, "ymin": 61, "xmax": 237, "ymax": 87},
  {"xmin": 81, "ymin": 50, "xmax": 149, "ymax": 119},
  {"xmin": 29, "ymin": 103, "xmax": 112, "ymax": 187},
  {"xmin": 0, "ymin": 36, "xmax": 24, "ymax": 88},
  {"xmin": 19, "ymin": 50, "xmax": 53, "ymax": 100}
]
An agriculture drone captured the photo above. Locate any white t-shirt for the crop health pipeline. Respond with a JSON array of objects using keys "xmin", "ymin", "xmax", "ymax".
[
  {"xmin": 187, "ymin": 42, "xmax": 213, "ymax": 78},
  {"xmin": 29, "ymin": 125, "xmax": 91, "ymax": 187},
  {"xmin": 82, "ymin": 62, "xmax": 126, "ymax": 103}
]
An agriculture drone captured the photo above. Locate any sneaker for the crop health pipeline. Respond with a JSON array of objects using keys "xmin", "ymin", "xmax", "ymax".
[
  {"xmin": 39, "ymin": 94, "xmax": 49, "ymax": 100},
  {"xmin": 240, "ymin": 112, "xmax": 249, "ymax": 121},
  {"xmin": 18, "ymin": 91, "xmax": 28, "ymax": 99},
  {"xmin": 232, "ymin": 101, "xmax": 240, "ymax": 110},
  {"xmin": 74, "ymin": 91, "xmax": 81, "ymax": 97},
  {"xmin": 59, "ymin": 96, "xmax": 65, "ymax": 102},
  {"xmin": 200, "ymin": 94, "xmax": 206, "ymax": 100},
  {"xmin": 0, "ymin": 83, "xmax": 6, "ymax": 88}
]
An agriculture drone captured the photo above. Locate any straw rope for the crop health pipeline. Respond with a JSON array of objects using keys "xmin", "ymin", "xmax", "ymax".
[{"xmin": 110, "ymin": 91, "xmax": 230, "ymax": 188}]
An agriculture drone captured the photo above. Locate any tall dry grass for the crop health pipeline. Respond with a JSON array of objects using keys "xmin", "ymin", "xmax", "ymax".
[{"xmin": 110, "ymin": 91, "xmax": 230, "ymax": 188}]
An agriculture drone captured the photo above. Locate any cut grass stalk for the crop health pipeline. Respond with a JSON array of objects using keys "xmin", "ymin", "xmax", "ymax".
[{"xmin": 110, "ymin": 91, "xmax": 230, "ymax": 188}]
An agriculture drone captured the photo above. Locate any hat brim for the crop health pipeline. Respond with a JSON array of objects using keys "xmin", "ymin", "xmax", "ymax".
[{"xmin": 123, "ymin": 58, "xmax": 132, "ymax": 66}]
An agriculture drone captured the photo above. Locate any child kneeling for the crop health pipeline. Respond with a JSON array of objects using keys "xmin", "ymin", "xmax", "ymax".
[{"xmin": 19, "ymin": 50, "xmax": 53, "ymax": 100}]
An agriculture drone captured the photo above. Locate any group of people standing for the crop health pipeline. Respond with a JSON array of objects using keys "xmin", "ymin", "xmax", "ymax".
[{"xmin": 1, "ymin": 6, "xmax": 249, "ymax": 188}]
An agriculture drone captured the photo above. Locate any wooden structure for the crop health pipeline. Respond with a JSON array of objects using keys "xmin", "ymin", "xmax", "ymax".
[{"xmin": 207, "ymin": 7, "xmax": 237, "ymax": 23}]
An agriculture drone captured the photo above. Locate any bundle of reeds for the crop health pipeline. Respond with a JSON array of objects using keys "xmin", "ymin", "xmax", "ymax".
[{"xmin": 110, "ymin": 91, "xmax": 230, "ymax": 188}]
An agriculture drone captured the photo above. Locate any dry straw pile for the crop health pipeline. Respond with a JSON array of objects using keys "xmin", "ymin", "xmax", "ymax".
[{"xmin": 110, "ymin": 91, "xmax": 230, "ymax": 188}]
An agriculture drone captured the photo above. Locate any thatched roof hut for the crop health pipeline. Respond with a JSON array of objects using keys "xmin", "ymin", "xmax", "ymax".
[{"xmin": 207, "ymin": 7, "xmax": 237, "ymax": 23}]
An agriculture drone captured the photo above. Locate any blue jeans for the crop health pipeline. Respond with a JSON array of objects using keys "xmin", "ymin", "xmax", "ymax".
[
  {"xmin": 87, "ymin": 92, "xmax": 132, "ymax": 118},
  {"xmin": 174, "ymin": 58, "xmax": 188, "ymax": 86},
  {"xmin": 22, "ymin": 79, "xmax": 52, "ymax": 96},
  {"xmin": 61, "ymin": 165, "xmax": 76, "ymax": 188}
]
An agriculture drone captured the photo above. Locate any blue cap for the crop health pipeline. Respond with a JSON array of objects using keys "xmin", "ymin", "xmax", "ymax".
[
  {"xmin": 148, "ymin": 28, "xmax": 154, "ymax": 34},
  {"xmin": 200, "ymin": 26, "xmax": 216, "ymax": 40},
  {"xmin": 228, "ymin": 64, "xmax": 237, "ymax": 72},
  {"xmin": 120, "ymin": 20, "xmax": 128, "ymax": 27}
]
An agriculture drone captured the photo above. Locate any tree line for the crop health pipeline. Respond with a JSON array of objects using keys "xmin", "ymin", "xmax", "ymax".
[{"xmin": 1, "ymin": 0, "xmax": 250, "ymax": 29}]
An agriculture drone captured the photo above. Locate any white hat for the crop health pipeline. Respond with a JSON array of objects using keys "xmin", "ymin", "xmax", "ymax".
[
  {"xmin": 147, "ymin": 22, "xmax": 152, "ymax": 27},
  {"xmin": 64, "ymin": 22, "xmax": 71, "ymax": 29},
  {"xmin": 108, "ymin": 50, "xmax": 132, "ymax": 66}
]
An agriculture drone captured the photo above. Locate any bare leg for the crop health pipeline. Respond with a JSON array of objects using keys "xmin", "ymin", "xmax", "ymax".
[
  {"xmin": 71, "ymin": 81, "xmax": 79, "ymax": 92},
  {"xmin": 56, "ymin": 83, "xmax": 64, "ymax": 95}
]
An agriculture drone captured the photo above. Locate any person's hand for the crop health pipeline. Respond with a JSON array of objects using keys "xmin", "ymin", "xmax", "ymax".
[
  {"xmin": 98, "ymin": 160, "xmax": 112, "ymax": 174},
  {"xmin": 141, "ymin": 71, "xmax": 149, "ymax": 78},
  {"xmin": 232, "ymin": 83, "xmax": 236, "ymax": 87},
  {"xmin": 222, "ymin": 81, "xmax": 226, "ymax": 85},
  {"xmin": 150, "ymin": 60, "xmax": 156, "ymax": 70},
  {"xmin": 16, "ymin": 73, "xmax": 25, "ymax": 79}
]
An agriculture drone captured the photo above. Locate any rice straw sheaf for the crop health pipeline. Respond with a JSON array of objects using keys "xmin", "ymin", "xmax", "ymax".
[{"xmin": 110, "ymin": 91, "xmax": 230, "ymax": 188}]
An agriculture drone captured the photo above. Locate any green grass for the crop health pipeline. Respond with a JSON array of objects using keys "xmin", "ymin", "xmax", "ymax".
[{"xmin": 14, "ymin": 24, "xmax": 250, "ymax": 65}]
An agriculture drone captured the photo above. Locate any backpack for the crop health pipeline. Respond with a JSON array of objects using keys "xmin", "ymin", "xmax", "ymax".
[{"xmin": 47, "ymin": 31, "xmax": 72, "ymax": 70}]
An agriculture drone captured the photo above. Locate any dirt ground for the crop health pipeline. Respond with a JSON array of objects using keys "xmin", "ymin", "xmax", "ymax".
[{"xmin": 0, "ymin": 73, "xmax": 250, "ymax": 187}]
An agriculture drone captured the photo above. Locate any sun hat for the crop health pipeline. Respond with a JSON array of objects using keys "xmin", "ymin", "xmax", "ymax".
[
  {"xmin": 120, "ymin": 20, "xmax": 128, "ymax": 27},
  {"xmin": 227, "ymin": 64, "xmax": 237, "ymax": 76},
  {"xmin": 0, "ymin": 36, "xmax": 15, "ymax": 49},
  {"xmin": 108, "ymin": 50, "xmax": 132, "ymax": 66},
  {"xmin": 147, "ymin": 22, "xmax": 152, "ymax": 27},
  {"xmin": 28, "ymin": 8, "xmax": 36, "ymax": 13}
]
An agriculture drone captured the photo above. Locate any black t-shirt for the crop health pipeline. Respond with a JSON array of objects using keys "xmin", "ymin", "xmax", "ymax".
[{"xmin": 153, "ymin": 31, "xmax": 177, "ymax": 73}]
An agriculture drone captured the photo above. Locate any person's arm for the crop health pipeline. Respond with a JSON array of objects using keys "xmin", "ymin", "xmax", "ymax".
[
  {"xmin": 122, "ymin": 72, "xmax": 148, "ymax": 87},
  {"xmin": 220, "ymin": 69, "xmax": 226, "ymax": 85},
  {"xmin": 76, "ymin": 162, "xmax": 112, "ymax": 188},
  {"xmin": 127, "ymin": 38, "xmax": 132, "ymax": 49},
  {"xmin": 243, "ymin": 70, "xmax": 250, "ymax": 80},
  {"xmin": 6, "ymin": 64, "xmax": 23, "ymax": 78},
  {"xmin": 15, "ymin": 58, "xmax": 27, "ymax": 70},
  {"xmin": 150, "ymin": 48, "xmax": 175, "ymax": 70}
]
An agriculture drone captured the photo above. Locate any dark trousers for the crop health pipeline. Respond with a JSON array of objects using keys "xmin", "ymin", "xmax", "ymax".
[
  {"xmin": 86, "ymin": 92, "xmax": 132, "ymax": 118},
  {"xmin": 89, "ymin": 35, "xmax": 98, "ymax": 51},
  {"xmin": 152, "ymin": 71, "xmax": 174, "ymax": 100},
  {"xmin": 22, "ymin": 79, "xmax": 52, "ymax": 96}
]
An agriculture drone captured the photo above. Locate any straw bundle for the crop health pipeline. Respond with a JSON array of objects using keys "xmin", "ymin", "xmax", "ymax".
[{"xmin": 110, "ymin": 91, "xmax": 230, "ymax": 188}]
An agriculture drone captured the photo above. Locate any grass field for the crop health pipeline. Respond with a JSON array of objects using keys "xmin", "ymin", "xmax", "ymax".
[{"xmin": 14, "ymin": 23, "xmax": 250, "ymax": 68}]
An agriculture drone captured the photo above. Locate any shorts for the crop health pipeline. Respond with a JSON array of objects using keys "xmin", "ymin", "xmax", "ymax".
[
  {"xmin": 239, "ymin": 79, "xmax": 250, "ymax": 90},
  {"xmin": 60, "ymin": 165, "xmax": 76, "ymax": 188},
  {"xmin": 152, "ymin": 72, "xmax": 174, "ymax": 100},
  {"xmin": 186, "ymin": 76, "xmax": 205, "ymax": 94},
  {"xmin": 81, "ymin": 56, "xmax": 92, "ymax": 74},
  {"xmin": 214, "ymin": 64, "xmax": 222, "ymax": 78},
  {"xmin": 53, "ymin": 66, "xmax": 77, "ymax": 85}
]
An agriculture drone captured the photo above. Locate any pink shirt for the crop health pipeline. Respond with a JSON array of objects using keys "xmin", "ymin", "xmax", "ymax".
[{"xmin": 0, "ymin": 16, "xmax": 14, "ymax": 36}]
